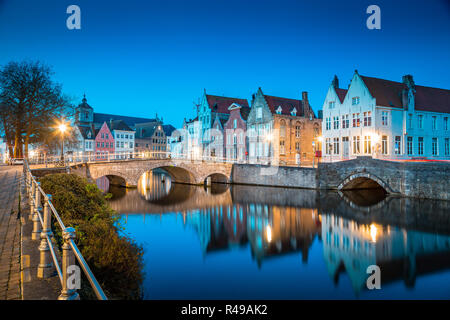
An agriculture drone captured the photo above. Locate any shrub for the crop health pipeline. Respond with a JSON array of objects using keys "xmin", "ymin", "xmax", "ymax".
[{"xmin": 39, "ymin": 173, "xmax": 144, "ymax": 300}]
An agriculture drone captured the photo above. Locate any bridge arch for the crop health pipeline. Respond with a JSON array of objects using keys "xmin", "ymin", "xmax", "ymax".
[
  {"xmin": 202, "ymin": 172, "xmax": 230, "ymax": 185},
  {"xmin": 337, "ymin": 172, "xmax": 392, "ymax": 193}
]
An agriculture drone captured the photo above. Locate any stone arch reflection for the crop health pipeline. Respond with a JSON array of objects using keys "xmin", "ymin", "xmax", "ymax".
[{"xmin": 138, "ymin": 169, "xmax": 172, "ymax": 201}]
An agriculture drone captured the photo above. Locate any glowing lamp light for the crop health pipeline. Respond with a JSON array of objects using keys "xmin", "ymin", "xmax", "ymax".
[
  {"xmin": 317, "ymin": 136, "xmax": 323, "ymax": 142},
  {"xmin": 29, "ymin": 150, "xmax": 36, "ymax": 157},
  {"xmin": 371, "ymin": 133, "xmax": 380, "ymax": 144},
  {"xmin": 370, "ymin": 224, "xmax": 378, "ymax": 243},
  {"xmin": 266, "ymin": 133, "xmax": 273, "ymax": 142},
  {"xmin": 266, "ymin": 225, "xmax": 272, "ymax": 243},
  {"xmin": 58, "ymin": 123, "xmax": 67, "ymax": 134}
]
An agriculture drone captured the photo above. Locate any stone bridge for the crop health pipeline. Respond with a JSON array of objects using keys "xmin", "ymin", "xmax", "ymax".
[
  {"xmin": 231, "ymin": 156, "xmax": 450, "ymax": 200},
  {"xmin": 70, "ymin": 159, "xmax": 233, "ymax": 187},
  {"xmin": 65, "ymin": 156, "xmax": 450, "ymax": 200}
]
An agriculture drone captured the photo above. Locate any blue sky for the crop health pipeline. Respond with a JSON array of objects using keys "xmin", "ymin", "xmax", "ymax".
[{"xmin": 0, "ymin": 0, "xmax": 449, "ymax": 127}]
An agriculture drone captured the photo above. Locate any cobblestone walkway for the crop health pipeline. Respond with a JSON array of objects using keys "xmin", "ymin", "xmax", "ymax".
[{"xmin": 0, "ymin": 165, "xmax": 22, "ymax": 300}]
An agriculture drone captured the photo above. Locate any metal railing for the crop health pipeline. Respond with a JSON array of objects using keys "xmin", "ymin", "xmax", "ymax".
[{"xmin": 23, "ymin": 159, "xmax": 108, "ymax": 300}]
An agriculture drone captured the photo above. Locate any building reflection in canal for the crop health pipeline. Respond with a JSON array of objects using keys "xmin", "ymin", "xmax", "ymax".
[{"xmin": 105, "ymin": 171, "xmax": 450, "ymax": 299}]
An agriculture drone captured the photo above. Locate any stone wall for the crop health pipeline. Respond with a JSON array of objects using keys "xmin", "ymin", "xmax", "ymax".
[{"xmin": 231, "ymin": 164, "xmax": 317, "ymax": 189}]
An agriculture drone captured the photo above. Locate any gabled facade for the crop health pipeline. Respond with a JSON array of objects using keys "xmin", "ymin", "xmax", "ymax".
[
  {"xmin": 322, "ymin": 71, "xmax": 450, "ymax": 161},
  {"xmin": 95, "ymin": 122, "xmax": 115, "ymax": 160},
  {"xmin": 207, "ymin": 113, "xmax": 225, "ymax": 160},
  {"xmin": 223, "ymin": 103, "xmax": 250, "ymax": 162},
  {"xmin": 197, "ymin": 90, "xmax": 249, "ymax": 154},
  {"xmin": 247, "ymin": 88, "xmax": 321, "ymax": 166},
  {"xmin": 107, "ymin": 120, "xmax": 135, "ymax": 159},
  {"xmin": 135, "ymin": 121, "xmax": 167, "ymax": 158}
]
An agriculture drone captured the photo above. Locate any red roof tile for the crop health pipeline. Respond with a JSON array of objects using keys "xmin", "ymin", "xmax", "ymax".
[
  {"xmin": 263, "ymin": 94, "xmax": 304, "ymax": 116},
  {"xmin": 360, "ymin": 75, "xmax": 450, "ymax": 113},
  {"xmin": 206, "ymin": 95, "xmax": 249, "ymax": 114},
  {"xmin": 335, "ymin": 88, "xmax": 347, "ymax": 104}
]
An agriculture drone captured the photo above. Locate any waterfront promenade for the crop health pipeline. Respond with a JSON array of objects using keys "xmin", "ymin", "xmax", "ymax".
[{"xmin": 0, "ymin": 165, "xmax": 21, "ymax": 300}]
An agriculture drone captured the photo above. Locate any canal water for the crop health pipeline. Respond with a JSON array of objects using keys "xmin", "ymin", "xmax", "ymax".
[{"xmin": 102, "ymin": 171, "xmax": 450, "ymax": 300}]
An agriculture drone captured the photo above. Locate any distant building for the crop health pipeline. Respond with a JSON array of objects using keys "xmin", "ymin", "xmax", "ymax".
[
  {"xmin": 135, "ymin": 121, "xmax": 167, "ymax": 158},
  {"xmin": 197, "ymin": 90, "xmax": 249, "ymax": 156},
  {"xmin": 322, "ymin": 71, "xmax": 450, "ymax": 161},
  {"xmin": 94, "ymin": 122, "xmax": 115, "ymax": 160},
  {"xmin": 246, "ymin": 88, "xmax": 321, "ymax": 166},
  {"xmin": 223, "ymin": 103, "xmax": 250, "ymax": 162},
  {"xmin": 108, "ymin": 120, "xmax": 135, "ymax": 159}
]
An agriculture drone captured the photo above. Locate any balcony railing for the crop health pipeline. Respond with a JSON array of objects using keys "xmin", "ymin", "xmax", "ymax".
[{"xmin": 23, "ymin": 159, "xmax": 107, "ymax": 300}]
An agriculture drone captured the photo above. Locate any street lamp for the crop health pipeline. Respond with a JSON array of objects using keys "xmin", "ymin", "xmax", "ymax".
[{"xmin": 57, "ymin": 121, "xmax": 68, "ymax": 161}]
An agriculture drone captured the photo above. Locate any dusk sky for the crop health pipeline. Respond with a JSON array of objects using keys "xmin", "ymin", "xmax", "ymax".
[{"xmin": 0, "ymin": 0, "xmax": 449, "ymax": 127}]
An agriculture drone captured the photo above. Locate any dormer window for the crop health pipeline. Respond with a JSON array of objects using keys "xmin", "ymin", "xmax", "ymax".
[
  {"xmin": 352, "ymin": 97, "xmax": 360, "ymax": 105},
  {"xmin": 329, "ymin": 101, "xmax": 335, "ymax": 109},
  {"xmin": 276, "ymin": 106, "xmax": 282, "ymax": 115},
  {"xmin": 291, "ymin": 107, "xmax": 297, "ymax": 116}
]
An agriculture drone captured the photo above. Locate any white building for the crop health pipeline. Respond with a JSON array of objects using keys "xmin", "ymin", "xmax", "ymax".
[
  {"xmin": 322, "ymin": 71, "xmax": 450, "ymax": 161},
  {"xmin": 0, "ymin": 138, "xmax": 8, "ymax": 163},
  {"xmin": 108, "ymin": 120, "xmax": 135, "ymax": 159}
]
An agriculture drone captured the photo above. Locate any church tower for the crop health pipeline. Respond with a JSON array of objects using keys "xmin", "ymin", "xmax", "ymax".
[{"xmin": 75, "ymin": 94, "xmax": 94, "ymax": 126}]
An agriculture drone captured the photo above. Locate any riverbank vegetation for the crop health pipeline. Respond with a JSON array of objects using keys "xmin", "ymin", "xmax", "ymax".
[{"xmin": 39, "ymin": 173, "xmax": 144, "ymax": 300}]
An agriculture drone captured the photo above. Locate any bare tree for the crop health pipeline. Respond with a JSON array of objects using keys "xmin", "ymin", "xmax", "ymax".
[{"xmin": 0, "ymin": 61, "xmax": 73, "ymax": 158}]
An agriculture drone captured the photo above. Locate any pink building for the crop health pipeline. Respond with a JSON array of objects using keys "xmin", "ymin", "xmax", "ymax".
[
  {"xmin": 223, "ymin": 103, "xmax": 250, "ymax": 162},
  {"xmin": 95, "ymin": 122, "xmax": 115, "ymax": 160}
]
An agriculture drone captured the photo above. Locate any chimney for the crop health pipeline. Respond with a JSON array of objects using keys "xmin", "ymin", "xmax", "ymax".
[
  {"xmin": 302, "ymin": 91, "xmax": 309, "ymax": 115},
  {"xmin": 402, "ymin": 74, "xmax": 415, "ymax": 89},
  {"xmin": 332, "ymin": 75, "xmax": 339, "ymax": 88}
]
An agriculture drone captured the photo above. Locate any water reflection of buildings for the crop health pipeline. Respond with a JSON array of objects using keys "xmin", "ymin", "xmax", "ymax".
[
  {"xmin": 321, "ymin": 214, "xmax": 450, "ymax": 296},
  {"xmin": 184, "ymin": 204, "xmax": 322, "ymax": 267},
  {"xmin": 108, "ymin": 176, "xmax": 450, "ymax": 296}
]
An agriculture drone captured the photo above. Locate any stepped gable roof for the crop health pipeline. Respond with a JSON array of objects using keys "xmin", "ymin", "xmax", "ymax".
[
  {"xmin": 206, "ymin": 94, "xmax": 249, "ymax": 114},
  {"xmin": 93, "ymin": 113, "xmax": 156, "ymax": 128},
  {"xmin": 360, "ymin": 75, "xmax": 450, "ymax": 113},
  {"xmin": 263, "ymin": 94, "xmax": 304, "ymax": 116}
]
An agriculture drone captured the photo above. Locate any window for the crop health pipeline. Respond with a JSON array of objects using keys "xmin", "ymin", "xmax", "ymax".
[
  {"xmin": 295, "ymin": 142, "xmax": 300, "ymax": 152},
  {"xmin": 418, "ymin": 115, "xmax": 423, "ymax": 129},
  {"xmin": 352, "ymin": 136, "xmax": 360, "ymax": 154},
  {"xmin": 407, "ymin": 137, "xmax": 413, "ymax": 155},
  {"xmin": 256, "ymin": 107, "xmax": 262, "ymax": 119},
  {"xmin": 101, "ymin": 133, "xmax": 104, "ymax": 139},
  {"xmin": 329, "ymin": 101, "xmax": 335, "ymax": 109},
  {"xmin": 417, "ymin": 137, "xmax": 424, "ymax": 155},
  {"xmin": 233, "ymin": 119, "xmax": 237, "ymax": 129},
  {"xmin": 352, "ymin": 113, "xmax": 360, "ymax": 127},
  {"xmin": 105, "ymin": 133, "xmax": 109, "ymax": 139},
  {"xmin": 394, "ymin": 136, "xmax": 401, "ymax": 155},
  {"xmin": 444, "ymin": 117, "xmax": 448, "ymax": 131},
  {"xmin": 97, "ymin": 142, "xmax": 100, "ymax": 148},
  {"xmin": 431, "ymin": 116, "xmax": 437, "ymax": 130},
  {"xmin": 342, "ymin": 115, "xmax": 349, "ymax": 129},
  {"xmin": 432, "ymin": 138, "xmax": 438, "ymax": 156},
  {"xmin": 381, "ymin": 111, "xmax": 389, "ymax": 126},
  {"xmin": 352, "ymin": 97, "xmax": 360, "ymax": 105},
  {"xmin": 280, "ymin": 140, "xmax": 285, "ymax": 155},
  {"xmin": 280, "ymin": 120, "xmax": 286, "ymax": 137},
  {"xmin": 333, "ymin": 116, "xmax": 339, "ymax": 129},
  {"xmin": 326, "ymin": 117, "xmax": 331, "ymax": 130},
  {"xmin": 295, "ymin": 125, "xmax": 301, "ymax": 138},
  {"xmin": 382, "ymin": 136, "xmax": 388, "ymax": 155},
  {"xmin": 101, "ymin": 142, "xmax": 104, "ymax": 148},
  {"xmin": 364, "ymin": 136, "xmax": 371, "ymax": 154},
  {"xmin": 333, "ymin": 137, "xmax": 339, "ymax": 154},
  {"xmin": 326, "ymin": 138, "xmax": 331, "ymax": 155},
  {"xmin": 408, "ymin": 114, "xmax": 413, "ymax": 129},
  {"xmin": 445, "ymin": 138, "xmax": 449, "ymax": 156},
  {"xmin": 363, "ymin": 111, "xmax": 372, "ymax": 126}
]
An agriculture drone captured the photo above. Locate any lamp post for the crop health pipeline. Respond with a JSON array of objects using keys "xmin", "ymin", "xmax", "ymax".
[
  {"xmin": 58, "ymin": 122, "xmax": 68, "ymax": 161},
  {"xmin": 312, "ymin": 141, "xmax": 315, "ymax": 168}
]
